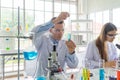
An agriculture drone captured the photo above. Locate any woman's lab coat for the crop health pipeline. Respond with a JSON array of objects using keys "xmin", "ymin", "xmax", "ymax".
[{"xmin": 85, "ymin": 40, "xmax": 118, "ymax": 69}]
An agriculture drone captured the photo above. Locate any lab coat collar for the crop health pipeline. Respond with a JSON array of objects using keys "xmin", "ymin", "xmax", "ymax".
[{"xmin": 49, "ymin": 35, "xmax": 59, "ymax": 45}]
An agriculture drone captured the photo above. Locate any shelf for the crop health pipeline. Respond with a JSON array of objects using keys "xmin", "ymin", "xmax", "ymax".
[
  {"xmin": 0, "ymin": 49, "xmax": 23, "ymax": 55},
  {"xmin": 71, "ymin": 19, "xmax": 93, "ymax": 53},
  {"xmin": 71, "ymin": 31, "xmax": 93, "ymax": 33},
  {"xmin": 71, "ymin": 20, "xmax": 93, "ymax": 22},
  {"xmin": 76, "ymin": 45, "xmax": 87, "ymax": 47}
]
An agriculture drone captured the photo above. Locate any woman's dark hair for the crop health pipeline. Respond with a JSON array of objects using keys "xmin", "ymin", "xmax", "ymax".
[{"xmin": 95, "ymin": 22, "xmax": 117, "ymax": 61}]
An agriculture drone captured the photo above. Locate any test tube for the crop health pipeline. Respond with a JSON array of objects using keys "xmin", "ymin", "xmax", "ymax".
[
  {"xmin": 68, "ymin": 33, "xmax": 71, "ymax": 41},
  {"xmin": 99, "ymin": 68, "xmax": 105, "ymax": 80},
  {"xmin": 99, "ymin": 59, "xmax": 105, "ymax": 80},
  {"xmin": 99, "ymin": 59, "xmax": 105, "ymax": 68}
]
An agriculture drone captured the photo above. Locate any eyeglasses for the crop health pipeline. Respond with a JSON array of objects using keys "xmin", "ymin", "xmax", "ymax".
[
  {"xmin": 53, "ymin": 28, "xmax": 64, "ymax": 33},
  {"xmin": 107, "ymin": 34, "xmax": 117, "ymax": 38}
]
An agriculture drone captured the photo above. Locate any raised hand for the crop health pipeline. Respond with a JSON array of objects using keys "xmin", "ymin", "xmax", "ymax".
[{"xmin": 52, "ymin": 12, "xmax": 70, "ymax": 24}]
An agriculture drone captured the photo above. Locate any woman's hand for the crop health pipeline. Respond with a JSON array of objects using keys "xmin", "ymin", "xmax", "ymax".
[{"xmin": 105, "ymin": 61, "xmax": 116, "ymax": 68}]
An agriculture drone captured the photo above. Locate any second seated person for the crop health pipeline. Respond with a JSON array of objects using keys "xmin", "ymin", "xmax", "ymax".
[
  {"xmin": 85, "ymin": 22, "xmax": 118, "ymax": 69},
  {"xmin": 31, "ymin": 12, "xmax": 79, "ymax": 77}
]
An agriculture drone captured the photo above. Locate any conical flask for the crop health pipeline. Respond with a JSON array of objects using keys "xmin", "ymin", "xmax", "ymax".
[{"xmin": 23, "ymin": 32, "xmax": 38, "ymax": 60}]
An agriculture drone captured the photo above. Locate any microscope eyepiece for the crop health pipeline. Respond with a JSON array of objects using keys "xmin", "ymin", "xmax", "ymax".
[{"xmin": 116, "ymin": 44, "xmax": 120, "ymax": 49}]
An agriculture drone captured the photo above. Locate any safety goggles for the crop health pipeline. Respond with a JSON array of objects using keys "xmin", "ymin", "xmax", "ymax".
[
  {"xmin": 107, "ymin": 33, "xmax": 117, "ymax": 38},
  {"xmin": 53, "ymin": 28, "xmax": 64, "ymax": 33}
]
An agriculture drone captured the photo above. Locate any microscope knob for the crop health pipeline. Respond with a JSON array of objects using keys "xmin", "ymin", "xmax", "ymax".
[{"xmin": 58, "ymin": 67, "xmax": 62, "ymax": 72}]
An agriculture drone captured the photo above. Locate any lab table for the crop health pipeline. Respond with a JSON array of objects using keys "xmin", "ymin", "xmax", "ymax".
[
  {"xmin": 24, "ymin": 68, "xmax": 117, "ymax": 80},
  {"xmin": 0, "ymin": 49, "xmax": 23, "ymax": 80}
]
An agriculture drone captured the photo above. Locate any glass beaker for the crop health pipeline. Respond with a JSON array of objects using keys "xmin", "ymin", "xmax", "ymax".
[
  {"xmin": 35, "ymin": 60, "xmax": 46, "ymax": 80},
  {"xmin": 82, "ymin": 58, "xmax": 91, "ymax": 69},
  {"xmin": 23, "ymin": 32, "xmax": 38, "ymax": 60},
  {"xmin": 99, "ymin": 59, "xmax": 105, "ymax": 68},
  {"xmin": 35, "ymin": 76, "xmax": 46, "ymax": 80}
]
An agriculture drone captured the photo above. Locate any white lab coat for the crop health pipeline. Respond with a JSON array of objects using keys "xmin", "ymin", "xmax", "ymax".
[
  {"xmin": 35, "ymin": 34, "xmax": 78, "ymax": 76},
  {"xmin": 25, "ymin": 21, "xmax": 79, "ymax": 77},
  {"xmin": 85, "ymin": 40, "xmax": 118, "ymax": 69}
]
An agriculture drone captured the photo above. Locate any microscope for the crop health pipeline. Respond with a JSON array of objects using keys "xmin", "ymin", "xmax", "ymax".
[
  {"xmin": 116, "ymin": 44, "xmax": 120, "ymax": 70},
  {"xmin": 47, "ymin": 44, "xmax": 64, "ymax": 80}
]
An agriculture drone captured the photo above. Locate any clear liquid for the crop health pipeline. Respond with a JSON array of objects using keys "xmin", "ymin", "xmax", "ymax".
[
  {"xmin": 23, "ymin": 51, "xmax": 37, "ymax": 60},
  {"xmin": 35, "ymin": 76, "xmax": 46, "ymax": 80}
]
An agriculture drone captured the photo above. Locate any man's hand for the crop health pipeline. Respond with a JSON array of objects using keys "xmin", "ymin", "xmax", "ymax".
[
  {"xmin": 52, "ymin": 12, "xmax": 70, "ymax": 24},
  {"xmin": 66, "ymin": 40, "xmax": 76, "ymax": 54}
]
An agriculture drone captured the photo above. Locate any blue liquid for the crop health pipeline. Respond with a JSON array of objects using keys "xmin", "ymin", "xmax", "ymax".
[
  {"xmin": 99, "ymin": 68, "xmax": 105, "ymax": 80},
  {"xmin": 35, "ymin": 76, "xmax": 46, "ymax": 80},
  {"xmin": 68, "ymin": 33, "xmax": 71, "ymax": 41},
  {"xmin": 23, "ymin": 51, "xmax": 37, "ymax": 60}
]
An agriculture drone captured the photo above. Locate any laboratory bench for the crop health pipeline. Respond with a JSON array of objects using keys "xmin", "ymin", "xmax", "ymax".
[
  {"xmin": 0, "ymin": 49, "xmax": 118, "ymax": 80},
  {"xmin": 24, "ymin": 68, "xmax": 117, "ymax": 80},
  {"xmin": 0, "ymin": 49, "xmax": 23, "ymax": 80}
]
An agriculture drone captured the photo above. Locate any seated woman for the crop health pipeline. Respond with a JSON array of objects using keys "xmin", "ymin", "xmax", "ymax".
[{"xmin": 85, "ymin": 22, "xmax": 118, "ymax": 69}]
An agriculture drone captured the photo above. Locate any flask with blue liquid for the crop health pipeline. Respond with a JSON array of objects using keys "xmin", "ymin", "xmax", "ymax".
[
  {"xmin": 23, "ymin": 48, "xmax": 37, "ymax": 60},
  {"xmin": 23, "ymin": 32, "xmax": 38, "ymax": 60}
]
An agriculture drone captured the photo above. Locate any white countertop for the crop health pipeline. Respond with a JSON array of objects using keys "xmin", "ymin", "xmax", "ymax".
[
  {"xmin": 23, "ymin": 68, "xmax": 117, "ymax": 80},
  {"xmin": 0, "ymin": 49, "xmax": 23, "ymax": 55}
]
